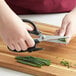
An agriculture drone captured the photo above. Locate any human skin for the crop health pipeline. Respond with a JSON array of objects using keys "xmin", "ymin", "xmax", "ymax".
[
  {"xmin": 0, "ymin": 0, "xmax": 35, "ymax": 51},
  {"xmin": 0, "ymin": 0, "xmax": 76, "ymax": 52},
  {"xmin": 57, "ymin": 7, "xmax": 76, "ymax": 43}
]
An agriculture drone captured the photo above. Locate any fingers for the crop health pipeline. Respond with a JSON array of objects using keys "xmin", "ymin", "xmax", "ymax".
[
  {"xmin": 18, "ymin": 39, "xmax": 28, "ymax": 51},
  {"xmin": 14, "ymin": 43, "xmax": 21, "ymax": 51},
  {"xmin": 7, "ymin": 43, "xmax": 15, "ymax": 50},
  {"xmin": 8, "ymin": 44, "xmax": 14, "ymax": 50},
  {"xmin": 57, "ymin": 22, "xmax": 72, "ymax": 43},
  {"xmin": 6, "ymin": 40, "xmax": 21, "ymax": 51},
  {"xmin": 23, "ymin": 30, "xmax": 35, "ymax": 47},
  {"xmin": 56, "ymin": 18, "xmax": 72, "ymax": 43},
  {"xmin": 58, "ymin": 20, "xmax": 68, "ymax": 36},
  {"xmin": 14, "ymin": 37, "xmax": 34, "ymax": 51},
  {"xmin": 64, "ymin": 23, "xmax": 72, "ymax": 43},
  {"xmin": 25, "ymin": 36, "xmax": 35, "ymax": 47},
  {"xmin": 7, "ymin": 32, "xmax": 35, "ymax": 52},
  {"xmin": 3, "ymin": 39, "xmax": 15, "ymax": 50}
]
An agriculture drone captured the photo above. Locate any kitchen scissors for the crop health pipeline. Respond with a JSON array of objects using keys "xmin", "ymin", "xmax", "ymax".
[{"xmin": 8, "ymin": 19, "xmax": 68, "ymax": 53}]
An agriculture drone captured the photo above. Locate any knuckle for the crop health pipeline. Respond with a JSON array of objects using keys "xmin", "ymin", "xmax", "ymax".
[{"xmin": 29, "ymin": 40, "xmax": 35, "ymax": 47}]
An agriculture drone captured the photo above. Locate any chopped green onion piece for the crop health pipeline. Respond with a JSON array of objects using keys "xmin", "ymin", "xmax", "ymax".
[
  {"xmin": 58, "ymin": 38, "xmax": 66, "ymax": 42},
  {"xmin": 60, "ymin": 60, "xmax": 70, "ymax": 68}
]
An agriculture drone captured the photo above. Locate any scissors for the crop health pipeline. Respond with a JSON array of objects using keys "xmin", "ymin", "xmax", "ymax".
[{"xmin": 8, "ymin": 19, "xmax": 68, "ymax": 53}]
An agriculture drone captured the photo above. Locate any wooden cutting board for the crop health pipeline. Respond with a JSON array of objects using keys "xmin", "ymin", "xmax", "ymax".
[{"xmin": 0, "ymin": 22, "xmax": 76, "ymax": 76}]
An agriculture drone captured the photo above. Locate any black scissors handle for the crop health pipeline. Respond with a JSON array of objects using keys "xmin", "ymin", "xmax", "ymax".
[
  {"xmin": 7, "ymin": 19, "xmax": 43, "ymax": 52},
  {"xmin": 8, "ymin": 39, "xmax": 43, "ymax": 53},
  {"xmin": 22, "ymin": 19, "xmax": 41, "ymax": 35}
]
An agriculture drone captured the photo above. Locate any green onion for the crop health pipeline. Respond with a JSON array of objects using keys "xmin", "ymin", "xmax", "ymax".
[
  {"xmin": 24, "ymin": 56, "xmax": 51, "ymax": 66},
  {"xmin": 58, "ymin": 38, "xmax": 66, "ymax": 42},
  {"xmin": 15, "ymin": 56, "xmax": 51, "ymax": 68},
  {"xmin": 60, "ymin": 60, "xmax": 70, "ymax": 68},
  {"xmin": 17, "ymin": 60, "xmax": 41, "ymax": 68},
  {"xmin": 16, "ymin": 56, "xmax": 45, "ymax": 66}
]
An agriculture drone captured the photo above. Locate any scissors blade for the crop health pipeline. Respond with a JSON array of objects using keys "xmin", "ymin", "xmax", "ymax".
[
  {"xmin": 36, "ymin": 35, "xmax": 68, "ymax": 44},
  {"xmin": 42, "ymin": 35, "xmax": 68, "ymax": 41},
  {"xmin": 36, "ymin": 37, "xmax": 68, "ymax": 44},
  {"xmin": 47, "ymin": 39, "xmax": 68, "ymax": 44}
]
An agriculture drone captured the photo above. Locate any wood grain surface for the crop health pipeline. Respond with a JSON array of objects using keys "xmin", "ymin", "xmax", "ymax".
[{"xmin": 0, "ymin": 22, "xmax": 76, "ymax": 76}]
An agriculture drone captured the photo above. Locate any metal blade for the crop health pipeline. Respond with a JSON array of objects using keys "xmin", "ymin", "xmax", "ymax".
[
  {"xmin": 43, "ymin": 35, "xmax": 68, "ymax": 40},
  {"xmin": 47, "ymin": 39, "xmax": 68, "ymax": 44},
  {"xmin": 34, "ymin": 34, "xmax": 68, "ymax": 44}
]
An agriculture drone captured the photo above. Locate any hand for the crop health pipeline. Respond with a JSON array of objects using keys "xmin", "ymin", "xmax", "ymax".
[
  {"xmin": 57, "ymin": 8, "xmax": 76, "ymax": 43},
  {"xmin": 0, "ymin": 17, "xmax": 35, "ymax": 51},
  {"xmin": 0, "ymin": 1, "xmax": 35, "ymax": 51}
]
